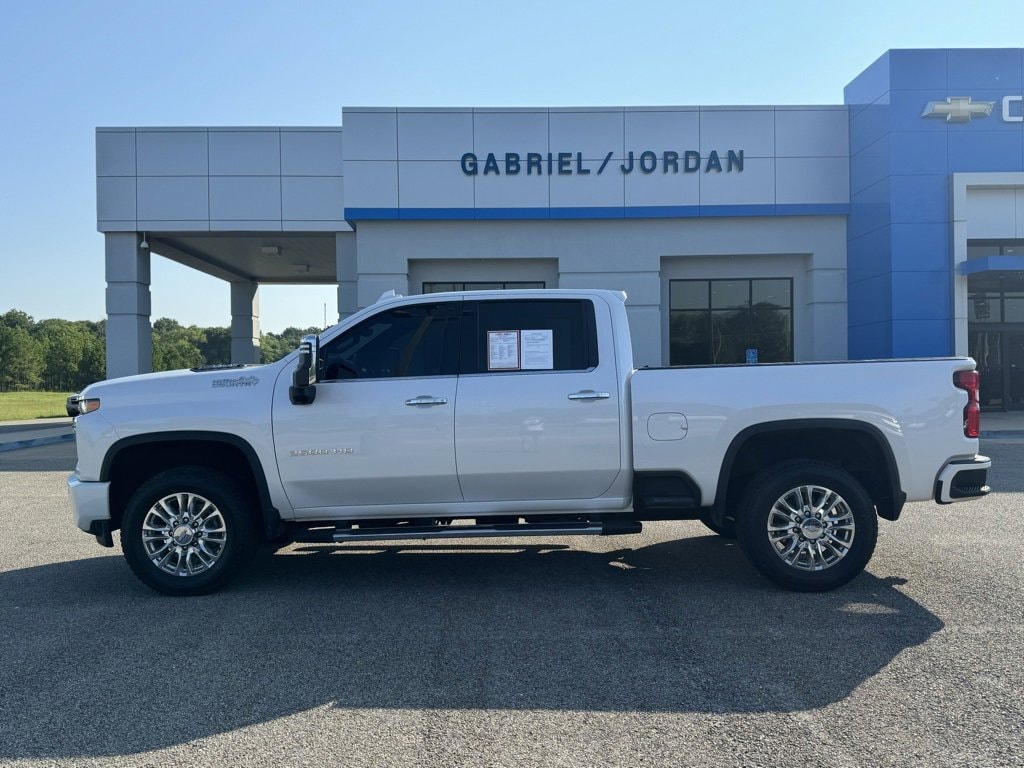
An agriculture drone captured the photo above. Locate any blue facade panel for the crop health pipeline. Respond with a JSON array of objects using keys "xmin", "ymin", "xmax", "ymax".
[
  {"xmin": 889, "ymin": 175, "xmax": 949, "ymax": 224},
  {"xmin": 847, "ymin": 272, "xmax": 894, "ymax": 349},
  {"xmin": 889, "ymin": 223, "xmax": 949, "ymax": 272},
  {"xmin": 888, "ymin": 132, "xmax": 948, "ymax": 175},
  {"xmin": 890, "ymin": 271, "xmax": 951, "ymax": 320},
  {"xmin": 849, "ymin": 135, "xmax": 890, "ymax": 194},
  {"xmin": 946, "ymin": 49, "xmax": 1022, "ymax": 90},
  {"xmin": 848, "ymin": 225, "xmax": 893, "ymax": 281},
  {"xmin": 847, "ymin": 178, "xmax": 891, "ymax": 239},
  {"xmin": 847, "ymin": 48, "xmax": 1024, "ymax": 359},
  {"xmin": 947, "ymin": 131, "xmax": 1024, "ymax": 173},
  {"xmin": 891, "ymin": 320, "xmax": 954, "ymax": 358},
  {"xmin": 888, "ymin": 49, "xmax": 948, "ymax": 91},
  {"xmin": 846, "ymin": 51, "xmax": 894, "ymax": 360},
  {"xmin": 847, "ymin": 321, "xmax": 892, "ymax": 360},
  {"xmin": 344, "ymin": 204, "xmax": 849, "ymax": 222},
  {"xmin": 843, "ymin": 52, "xmax": 890, "ymax": 114},
  {"xmin": 848, "ymin": 103, "xmax": 891, "ymax": 155}
]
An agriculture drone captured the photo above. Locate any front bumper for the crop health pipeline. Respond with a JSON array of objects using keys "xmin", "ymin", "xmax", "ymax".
[
  {"xmin": 67, "ymin": 473, "xmax": 112, "ymax": 542},
  {"xmin": 935, "ymin": 455, "xmax": 991, "ymax": 503}
]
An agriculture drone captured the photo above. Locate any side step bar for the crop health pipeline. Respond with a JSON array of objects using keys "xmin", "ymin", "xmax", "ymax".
[{"xmin": 292, "ymin": 519, "xmax": 642, "ymax": 544}]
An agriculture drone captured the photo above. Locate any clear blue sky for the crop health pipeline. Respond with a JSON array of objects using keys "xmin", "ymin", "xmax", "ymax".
[{"xmin": 1, "ymin": 0, "xmax": 1022, "ymax": 332}]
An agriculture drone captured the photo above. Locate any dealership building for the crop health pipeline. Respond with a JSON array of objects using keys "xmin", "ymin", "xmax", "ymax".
[{"xmin": 96, "ymin": 48, "xmax": 1024, "ymax": 408}]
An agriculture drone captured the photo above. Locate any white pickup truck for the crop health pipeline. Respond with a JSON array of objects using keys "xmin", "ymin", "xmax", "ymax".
[{"xmin": 67, "ymin": 289, "xmax": 990, "ymax": 595}]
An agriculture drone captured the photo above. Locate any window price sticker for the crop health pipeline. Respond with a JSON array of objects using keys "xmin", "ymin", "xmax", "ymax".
[
  {"xmin": 487, "ymin": 330, "xmax": 520, "ymax": 370},
  {"xmin": 521, "ymin": 329, "xmax": 554, "ymax": 370}
]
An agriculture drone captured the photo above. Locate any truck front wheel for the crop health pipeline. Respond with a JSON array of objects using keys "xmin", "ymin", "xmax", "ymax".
[
  {"xmin": 736, "ymin": 461, "xmax": 877, "ymax": 592},
  {"xmin": 121, "ymin": 467, "xmax": 254, "ymax": 596}
]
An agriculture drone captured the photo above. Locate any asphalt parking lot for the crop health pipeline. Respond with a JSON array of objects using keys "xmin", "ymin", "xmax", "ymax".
[{"xmin": 0, "ymin": 440, "xmax": 1021, "ymax": 768}]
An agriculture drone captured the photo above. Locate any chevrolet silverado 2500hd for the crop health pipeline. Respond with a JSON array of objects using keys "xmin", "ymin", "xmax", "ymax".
[{"xmin": 67, "ymin": 289, "xmax": 990, "ymax": 595}]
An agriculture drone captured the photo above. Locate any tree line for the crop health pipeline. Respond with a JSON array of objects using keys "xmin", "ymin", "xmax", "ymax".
[{"xmin": 0, "ymin": 309, "xmax": 318, "ymax": 392}]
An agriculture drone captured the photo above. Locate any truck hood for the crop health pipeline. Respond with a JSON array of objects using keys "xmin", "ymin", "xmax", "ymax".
[
  {"xmin": 82, "ymin": 365, "xmax": 270, "ymax": 398},
  {"xmin": 78, "ymin": 365, "xmax": 282, "ymax": 425}
]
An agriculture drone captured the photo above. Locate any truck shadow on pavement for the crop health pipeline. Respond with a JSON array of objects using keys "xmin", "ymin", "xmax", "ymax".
[{"xmin": 0, "ymin": 534, "xmax": 943, "ymax": 759}]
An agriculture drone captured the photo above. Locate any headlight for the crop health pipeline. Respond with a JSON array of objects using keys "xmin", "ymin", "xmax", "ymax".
[{"xmin": 66, "ymin": 395, "xmax": 101, "ymax": 416}]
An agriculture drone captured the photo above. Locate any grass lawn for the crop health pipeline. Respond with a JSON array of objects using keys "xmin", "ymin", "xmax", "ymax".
[{"xmin": 0, "ymin": 392, "xmax": 74, "ymax": 421}]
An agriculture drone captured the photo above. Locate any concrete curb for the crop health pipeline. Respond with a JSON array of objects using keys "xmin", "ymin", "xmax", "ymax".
[{"xmin": 0, "ymin": 432, "xmax": 75, "ymax": 453}]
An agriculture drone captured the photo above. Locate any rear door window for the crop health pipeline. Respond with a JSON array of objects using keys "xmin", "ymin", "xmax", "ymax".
[{"xmin": 460, "ymin": 299, "xmax": 598, "ymax": 374}]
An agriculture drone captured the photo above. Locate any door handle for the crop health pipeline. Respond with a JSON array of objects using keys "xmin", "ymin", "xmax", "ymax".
[
  {"xmin": 405, "ymin": 395, "xmax": 448, "ymax": 406},
  {"xmin": 568, "ymin": 390, "xmax": 610, "ymax": 401}
]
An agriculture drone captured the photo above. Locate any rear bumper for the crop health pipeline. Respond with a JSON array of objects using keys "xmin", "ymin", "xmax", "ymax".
[{"xmin": 935, "ymin": 455, "xmax": 991, "ymax": 503}]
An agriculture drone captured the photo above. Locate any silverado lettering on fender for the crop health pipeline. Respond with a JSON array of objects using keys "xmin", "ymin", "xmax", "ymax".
[{"xmin": 66, "ymin": 290, "xmax": 991, "ymax": 595}]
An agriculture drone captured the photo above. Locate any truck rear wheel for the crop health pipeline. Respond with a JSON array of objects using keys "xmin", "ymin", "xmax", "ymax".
[
  {"xmin": 736, "ymin": 461, "xmax": 877, "ymax": 592},
  {"xmin": 121, "ymin": 467, "xmax": 254, "ymax": 596}
]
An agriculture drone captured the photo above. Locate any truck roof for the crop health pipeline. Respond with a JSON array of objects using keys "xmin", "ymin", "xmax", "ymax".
[{"xmin": 374, "ymin": 288, "xmax": 628, "ymax": 304}]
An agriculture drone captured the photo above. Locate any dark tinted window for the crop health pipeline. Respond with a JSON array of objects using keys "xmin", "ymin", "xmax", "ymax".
[
  {"xmin": 461, "ymin": 299, "xmax": 598, "ymax": 374},
  {"xmin": 669, "ymin": 279, "xmax": 793, "ymax": 365},
  {"xmin": 423, "ymin": 281, "xmax": 545, "ymax": 293},
  {"xmin": 320, "ymin": 302, "xmax": 460, "ymax": 379}
]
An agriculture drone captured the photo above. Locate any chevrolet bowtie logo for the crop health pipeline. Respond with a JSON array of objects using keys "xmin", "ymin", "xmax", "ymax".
[{"xmin": 921, "ymin": 96, "xmax": 995, "ymax": 122}]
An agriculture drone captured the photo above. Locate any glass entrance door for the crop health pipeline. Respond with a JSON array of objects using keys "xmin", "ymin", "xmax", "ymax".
[
  {"xmin": 969, "ymin": 330, "xmax": 1003, "ymax": 408},
  {"xmin": 967, "ymin": 266, "xmax": 1024, "ymax": 410},
  {"xmin": 968, "ymin": 330, "xmax": 1024, "ymax": 410},
  {"xmin": 1008, "ymin": 333, "xmax": 1024, "ymax": 409}
]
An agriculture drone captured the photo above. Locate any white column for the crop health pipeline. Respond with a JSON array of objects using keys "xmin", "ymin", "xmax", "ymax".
[
  {"xmin": 806, "ymin": 265, "xmax": 849, "ymax": 361},
  {"xmin": 230, "ymin": 281, "xmax": 261, "ymax": 364},
  {"xmin": 559, "ymin": 267, "xmax": 661, "ymax": 368},
  {"xmin": 105, "ymin": 232, "xmax": 152, "ymax": 378},
  {"xmin": 336, "ymin": 233, "xmax": 358, "ymax": 321},
  {"xmin": 951, "ymin": 175, "xmax": 972, "ymax": 357}
]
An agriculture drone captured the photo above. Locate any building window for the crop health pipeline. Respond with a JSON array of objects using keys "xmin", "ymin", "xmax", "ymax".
[
  {"xmin": 969, "ymin": 293, "xmax": 999, "ymax": 323},
  {"xmin": 969, "ymin": 291, "xmax": 1024, "ymax": 323},
  {"xmin": 967, "ymin": 242, "xmax": 1024, "ymax": 260},
  {"xmin": 669, "ymin": 279, "xmax": 793, "ymax": 365},
  {"xmin": 423, "ymin": 281, "xmax": 545, "ymax": 294}
]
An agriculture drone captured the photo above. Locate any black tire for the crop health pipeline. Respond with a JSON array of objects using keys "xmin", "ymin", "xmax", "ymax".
[
  {"xmin": 121, "ymin": 467, "xmax": 255, "ymax": 596},
  {"xmin": 736, "ymin": 461, "xmax": 877, "ymax": 592},
  {"xmin": 699, "ymin": 510, "xmax": 737, "ymax": 538}
]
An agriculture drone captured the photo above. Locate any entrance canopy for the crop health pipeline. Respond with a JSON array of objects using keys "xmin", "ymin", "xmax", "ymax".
[{"xmin": 150, "ymin": 232, "xmax": 339, "ymax": 284}]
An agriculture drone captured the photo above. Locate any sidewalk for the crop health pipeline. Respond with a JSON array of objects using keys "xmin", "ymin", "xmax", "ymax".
[
  {"xmin": 0, "ymin": 410, "xmax": 1021, "ymax": 453},
  {"xmin": 978, "ymin": 409, "xmax": 1024, "ymax": 437}
]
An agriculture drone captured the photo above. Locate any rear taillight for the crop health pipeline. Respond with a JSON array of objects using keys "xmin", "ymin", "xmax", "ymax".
[{"xmin": 954, "ymin": 370, "xmax": 980, "ymax": 438}]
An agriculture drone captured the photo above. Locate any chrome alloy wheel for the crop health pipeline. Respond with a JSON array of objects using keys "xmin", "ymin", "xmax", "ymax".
[
  {"xmin": 141, "ymin": 492, "xmax": 227, "ymax": 577},
  {"xmin": 766, "ymin": 485, "xmax": 856, "ymax": 572}
]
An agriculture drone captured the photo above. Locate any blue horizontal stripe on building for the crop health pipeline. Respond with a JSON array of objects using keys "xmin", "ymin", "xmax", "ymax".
[{"xmin": 343, "ymin": 204, "xmax": 851, "ymax": 222}]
